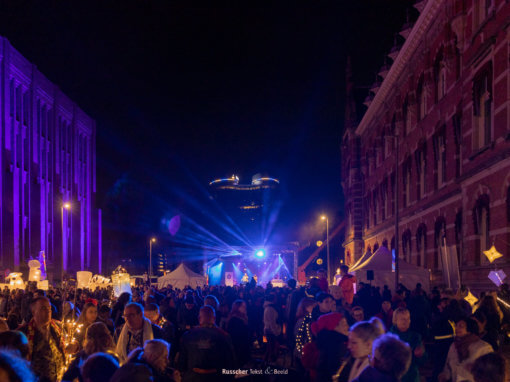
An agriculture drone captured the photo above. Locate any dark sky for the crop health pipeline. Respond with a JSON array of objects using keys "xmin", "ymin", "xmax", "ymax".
[{"xmin": 0, "ymin": 1, "xmax": 414, "ymax": 263}]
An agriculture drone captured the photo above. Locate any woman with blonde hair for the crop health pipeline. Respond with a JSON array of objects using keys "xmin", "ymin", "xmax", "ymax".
[{"xmin": 63, "ymin": 322, "xmax": 117, "ymax": 382}]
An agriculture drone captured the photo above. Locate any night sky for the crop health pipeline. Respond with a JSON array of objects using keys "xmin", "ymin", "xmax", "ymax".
[{"xmin": 0, "ymin": 1, "xmax": 414, "ymax": 268}]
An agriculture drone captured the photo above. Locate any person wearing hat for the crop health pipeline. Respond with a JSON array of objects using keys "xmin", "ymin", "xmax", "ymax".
[{"xmin": 313, "ymin": 312, "xmax": 350, "ymax": 382}]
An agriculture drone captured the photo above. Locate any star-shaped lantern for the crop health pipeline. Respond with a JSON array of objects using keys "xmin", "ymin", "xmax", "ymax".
[
  {"xmin": 483, "ymin": 245, "xmax": 503, "ymax": 263},
  {"xmin": 464, "ymin": 290, "xmax": 478, "ymax": 308}
]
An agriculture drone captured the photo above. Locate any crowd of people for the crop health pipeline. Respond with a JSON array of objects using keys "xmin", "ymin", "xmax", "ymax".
[{"xmin": 0, "ymin": 264, "xmax": 506, "ymax": 382}]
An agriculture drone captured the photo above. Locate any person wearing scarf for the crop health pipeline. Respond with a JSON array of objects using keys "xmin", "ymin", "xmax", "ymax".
[
  {"xmin": 19, "ymin": 297, "xmax": 65, "ymax": 382},
  {"xmin": 439, "ymin": 317, "xmax": 493, "ymax": 382},
  {"xmin": 115, "ymin": 302, "xmax": 163, "ymax": 363}
]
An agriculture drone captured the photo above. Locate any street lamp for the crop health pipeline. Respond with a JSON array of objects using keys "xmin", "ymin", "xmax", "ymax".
[
  {"xmin": 61, "ymin": 202, "xmax": 71, "ymax": 286},
  {"xmin": 321, "ymin": 215, "xmax": 330, "ymax": 285},
  {"xmin": 149, "ymin": 237, "xmax": 156, "ymax": 286}
]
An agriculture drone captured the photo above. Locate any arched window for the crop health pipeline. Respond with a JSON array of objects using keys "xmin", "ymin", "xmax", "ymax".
[
  {"xmin": 403, "ymin": 97, "xmax": 410, "ymax": 136},
  {"xmin": 402, "ymin": 230, "xmax": 412, "ymax": 263},
  {"xmin": 416, "ymin": 224, "xmax": 427, "ymax": 267},
  {"xmin": 382, "ymin": 239, "xmax": 388, "ymax": 249},
  {"xmin": 473, "ymin": 62, "xmax": 492, "ymax": 150},
  {"xmin": 473, "ymin": 195, "xmax": 490, "ymax": 265},
  {"xmin": 373, "ymin": 243, "xmax": 379, "ymax": 252},
  {"xmin": 434, "ymin": 218, "xmax": 446, "ymax": 270}
]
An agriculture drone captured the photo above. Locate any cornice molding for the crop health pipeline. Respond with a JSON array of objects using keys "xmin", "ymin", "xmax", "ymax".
[{"xmin": 357, "ymin": 0, "xmax": 443, "ymax": 136}]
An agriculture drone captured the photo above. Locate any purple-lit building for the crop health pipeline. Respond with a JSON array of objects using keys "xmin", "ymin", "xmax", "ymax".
[{"xmin": 0, "ymin": 37, "xmax": 101, "ymax": 281}]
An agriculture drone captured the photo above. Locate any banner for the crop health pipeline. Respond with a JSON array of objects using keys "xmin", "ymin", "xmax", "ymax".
[{"xmin": 440, "ymin": 242, "xmax": 461, "ymax": 290}]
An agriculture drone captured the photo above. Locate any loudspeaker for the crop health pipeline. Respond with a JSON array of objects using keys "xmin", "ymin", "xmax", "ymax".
[{"xmin": 367, "ymin": 270, "xmax": 374, "ymax": 281}]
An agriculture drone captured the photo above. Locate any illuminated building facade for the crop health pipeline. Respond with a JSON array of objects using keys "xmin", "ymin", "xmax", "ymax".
[
  {"xmin": 342, "ymin": 0, "xmax": 510, "ymax": 290},
  {"xmin": 0, "ymin": 37, "xmax": 101, "ymax": 279},
  {"xmin": 209, "ymin": 174, "xmax": 280, "ymax": 245}
]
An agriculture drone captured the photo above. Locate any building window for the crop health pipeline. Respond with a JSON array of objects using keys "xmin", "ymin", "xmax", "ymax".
[
  {"xmin": 433, "ymin": 128, "xmax": 446, "ymax": 189},
  {"xmin": 455, "ymin": 211, "xmax": 463, "ymax": 267},
  {"xmin": 434, "ymin": 50, "xmax": 446, "ymax": 101},
  {"xmin": 473, "ymin": 195, "xmax": 490, "ymax": 265},
  {"xmin": 381, "ymin": 180, "xmax": 388, "ymax": 221},
  {"xmin": 391, "ymin": 172, "xmax": 395, "ymax": 216},
  {"xmin": 453, "ymin": 112, "xmax": 462, "ymax": 177},
  {"xmin": 415, "ymin": 144, "xmax": 426, "ymax": 200},
  {"xmin": 434, "ymin": 218, "xmax": 446, "ymax": 270},
  {"xmin": 475, "ymin": 0, "xmax": 494, "ymax": 27},
  {"xmin": 403, "ymin": 97, "xmax": 410, "ymax": 136},
  {"xmin": 373, "ymin": 190, "xmax": 378, "ymax": 225},
  {"xmin": 373, "ymin": 243, "xmax": 379, "ymax": 252},
  {"xmin": 402, "ymin": 230, "xmax": 412, "ymax": 263},
  {"xmin": 417, "ymin": 76, "xmax": 427, "ymax": 121},
  {"xmin": 473, "ymin": 63, "xmax": 492, "ymax": 150},
  {"xmin": 416, "ymin": 224, "xmax": 426, "ymax": 267},
  {"xmin": 403, "ymin": 158, "xmax": 412, "ymax": 207}
]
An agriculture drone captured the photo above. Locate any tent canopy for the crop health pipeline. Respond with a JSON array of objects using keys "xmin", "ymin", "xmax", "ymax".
[
  {"xmin": 349, "ymin": 246, "xmax": 430, "ymax": 292},
  {"xmin": 157, "ymin": 263, "xmax": 206, "ymax": 289}
]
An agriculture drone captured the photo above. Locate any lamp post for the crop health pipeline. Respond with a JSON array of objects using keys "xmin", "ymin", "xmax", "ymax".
[
  {"xmin": 149, "ymin": 237, "xmax": 156, "ymax": 286},
  {"xmin": 61, "ymin": 203, "xmax": 71, "ymax": 287},
  {"xmin": 321, "ymin": 215, "xmax": 330, "ymax": 285}
]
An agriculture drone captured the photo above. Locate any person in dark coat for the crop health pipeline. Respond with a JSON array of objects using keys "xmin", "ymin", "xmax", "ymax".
[
  {"xmin": 312, "ymin": 312, "xmax": 349, "ymax": 382},
  {"xmin": 226, "ymin": 300, "xmax": 251, "ymax": 368},
  {"xmin": 177, "ymin": 305, "xmax": 235, "ymax": 382},
  {"xmin": 177, "ymin": 295, "xmax": 199, "ymax": 333}
]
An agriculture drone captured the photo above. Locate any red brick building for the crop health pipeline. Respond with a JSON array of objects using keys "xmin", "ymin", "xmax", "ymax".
[{"xmin": 342, "ymin": 0, "xmax": 510, "ymax": 291}]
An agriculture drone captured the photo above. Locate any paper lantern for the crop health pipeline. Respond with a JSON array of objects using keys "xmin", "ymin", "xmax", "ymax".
[
  {"xmin": 6, "ymin": 273, "xmax": 24, "ymax": 290},
  {"xmin": 112, "ymin": 266, "xmax": 131, "ymax": 297},
  {"xmin": 28, "ymin": 259, "xmax": 41, "ymax": 282},
  {"xmin": 488, "ymin": 270, "xmax": 507, "ymax": 287},
  {"xmin": 37, "ymin": 280, "xmax": 49, "ymax": 290},
  {"xmin": 76, "ymin": 271, "xmax": 93, "ymax": 289},
  {"xmin": 483, "ymin": 245, "xmax": 503, "ymax": 263},
  {"xmin": 464, "ymin": 290, "xmax": 478, "ymax": 308}
]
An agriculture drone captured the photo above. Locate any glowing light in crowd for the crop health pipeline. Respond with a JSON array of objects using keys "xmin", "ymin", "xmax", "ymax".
[
  {"xmin": 316, "ymin": 240, "xmax": 323, "ymax": 247},
  {"xmin": 483, "ymin": 245, "xmax": 503, "ymax": 263},
  {"xmin": 488, "ymin": 269, "xmax": 507, "ymax": 287}
]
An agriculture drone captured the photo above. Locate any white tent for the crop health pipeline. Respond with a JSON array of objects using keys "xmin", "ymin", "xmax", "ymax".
[
  {"xmin": 157, "ymin": 263, "xmax": 207, "ymax": 289},
  {"xmin": 349, "ymin": 246, "xmax": 430, "ymax": 292}
]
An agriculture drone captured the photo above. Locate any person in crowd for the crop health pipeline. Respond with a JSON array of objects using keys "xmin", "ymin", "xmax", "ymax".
[
  {"xmin": 263, "ymin": 293, "xmax": 282, "ymax": 363},
  {"xmin": 177, "ymin": 295, "xmax": 199, "ymax": 333},
  {"xmin": 294, "ymin": 297, "xmax": 318, "ymax": 361},
  {"xmin": 115, "ymin": 302, "xmax": 163, "ymax": 363},
  {"xmin": 375, "ymin": 301, "xmax": 393, "ymax": 331},
  {"xmin": 144, "ymin": 303, "xmax": 176, "ymax": 347},
  {"xmin": 177, "ymin": 305, "xmax": 235, "ymax": 382},
  {"xmin": 226, "ymin": 299, "xmax": 251, "ymax": 367},
  {"xmin": 203, "ymin": 295, "xmax": 221, "ymax": 326},
  {"xmin": 338, "ymin": 265, "xmax": 356, "ymax": 306},
  {"xmin": 439, "ymin": 317, "xmax": 493, "ymax": 382},
  {"xmin": 75, "ymin": 301, "xmax": 99, "ymax": 348},
  {"xmin": 97, "ymin": 304, "xmax": 115, "ymax": 335},
  {"xmin": 389, "ymin": 307, "xmax": 426, "ymax": 382},
  {"xmin": 382, "ymin": 285, "xmax": 392, "ymax": 303},
  {"xmin": 110, "ymin": 362, "xmax": 154, "ymax": 382},
  {"xmin": 128, "ymin": 339, "xmax": 175, "ymax": 382},
  {"xmin": 63, "ymin": 322, "xmax": 116, "ymax": 382},
  {"xmin": 285, "ymin": 279, "xmax": 305, "ymax": 347},
  {"xmin": 312, "ymin": 292, "xmax": 335, "ymax": 321},
  {"xmin": 430, "ymin": 297, "xmax": 455, "ymax": 380},
  {"xmin": 80, "ymin": 352, "xmax": 119, "ymax": 382},
  {"xmin": 18, "ymin": 297, "xmax": 65, "ymax": 382},
  {"xmin": 0, "ymin": 330, "xmax": 29, "ymax": 358},
  {"xmin": 476, "ymin": 294, "xmax": 502, "ymax": 333},
  {"xmin": 0, "ymin": 349, "xmax": 36, "ymax": 382},
  {"xmin": 111, "ymin": 292, "xmax": 131, "ymax": 329},
  {"xmin": 472, "ymin": 310, "xmax": 499, "ymax": 350},
  {"xmin": 62, "ymin": 301, "xmax": 80, "ymax": 322},
  {"xmin": 317, "ymin": 269, "xmax": 329, "ymax": 293},
  {"xmin": 312, "ymin": 312, "xmax": 349, "ymax": 382},
  {"xmin": 471, "ymin": 352, "xmax": 506, "ymax": 382},
  {"xmin": 352, "ymin": 333, "xmax": 412, "ymax": 382},
  {"xmin": 351, "ymin": 306, "xmax": 365, "ymax": 324}
]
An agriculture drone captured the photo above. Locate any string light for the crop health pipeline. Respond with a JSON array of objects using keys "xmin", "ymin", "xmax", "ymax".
[{"xmin": 295, "ymin": 312, "xmax": 313, "ymax": 355}]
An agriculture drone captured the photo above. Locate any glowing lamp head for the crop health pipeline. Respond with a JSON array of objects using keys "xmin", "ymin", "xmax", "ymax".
[
  {"xmin": 151, "ymin": 237, "xmax": 156, "ymax": 243},
  {"xmin": 255, "ymin": 249, "xmax": 266, "ymax": 258},
  {"xmin": 63, "ymin": 203, "xmax": 71, "ymax": 210},
  {"xmin": 321, "ymin": 215, "xmax": 326, "ymax": 221}
]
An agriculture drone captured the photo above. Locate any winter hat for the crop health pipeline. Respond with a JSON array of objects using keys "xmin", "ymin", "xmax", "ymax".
[{"xmin": 311, "ymin": 312, "xmax": 344, "ymax": 335}]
